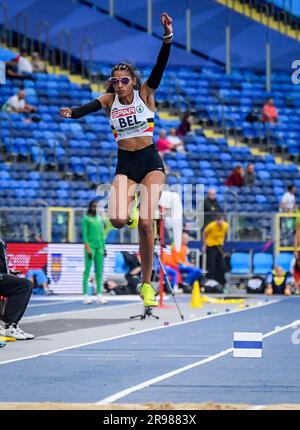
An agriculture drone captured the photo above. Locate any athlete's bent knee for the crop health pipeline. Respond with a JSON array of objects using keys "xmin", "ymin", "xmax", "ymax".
[{"xmin": 110, "ymin": 218, "xmax": 127, "ymax": 229}]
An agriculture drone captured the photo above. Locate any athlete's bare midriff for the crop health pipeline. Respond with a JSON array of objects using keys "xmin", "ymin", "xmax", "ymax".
[{"xmin": 117, "ymin": 135, "xmax": 153, "ymax": 151}]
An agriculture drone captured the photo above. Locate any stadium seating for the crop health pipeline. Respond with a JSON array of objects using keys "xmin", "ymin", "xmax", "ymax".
[
  {"xmin": 253, "ymin": 253, "xmax": 274, "ymax": 274},
  {"xmin": 229, "ymin": 251, "xmax": 295, "ymax": 280},
  {"xmin": 0, "ymin": 45, "xmax": 299, "ymax": 234},
  {"xmin": 230, "ymin": 252, "xmax": 251, "ymax": 274}
]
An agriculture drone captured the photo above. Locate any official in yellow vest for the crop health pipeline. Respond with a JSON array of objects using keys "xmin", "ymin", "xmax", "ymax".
[{"xmin": 203, "ymin": 215, "xmax": 229, "ymax": 288}]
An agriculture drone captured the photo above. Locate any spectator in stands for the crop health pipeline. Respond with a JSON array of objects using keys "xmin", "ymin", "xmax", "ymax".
[
  {"xmin": 177, "ymin": 111, "xmax": 193, "ymax": 137},
  {"xmin": 204, "ymin": 188, "xmax": 223, "ymax": 227},
  {"xmin": 156, "ymin": 129, "xmax": 172, "ymax": 153},
  {"xmin": 5, "ymin": 60, "xmax": 18, "ymax": 79},
  {"xmin": 5, "ymin": 59, "xmax": 34, "ymax": 81},
  {"xmin": 26, "ymin": 269, "xmax": 53, "ymax": 295},
  {"xmin": 31, "ymin": 52, "xmax": 47, "ymax": 73},
  {"xmin": 243, "ymin": 163, "xmax": 256, "ymax": 186},
  {"xmin": 167, "ymin": 128, "xmax": 185, "ymax": 152},
  {"xmin": 203, "ymin": 214, "xmax": 229, "ymax": 289},
  {"xmin": 280, "ymin": 185, "xmax": 296, "ymax": 212},
  {"xmin": 245, "ymin": 108, "xmax": 260, "ymax": 123},
  {"xmin": 15, "ymin": 50, "xmax": 33, "ymax": 75},
  {"xmin": 225, "ymin": 165, "xmax": 244, "ymax": 187},
  {"xmin": 156, "ymin": 129, "xmax": 182, "ymax": 154},
  {"xmin": 290, "ymin": 252, "xmax": 300, "ymax": 295},
  {"xmin": 0, "ymin": 239, "xmax": 34, "ymax": 340},
  {"xmin": 2, "ymin": 89, "xmax": 37, "ymax": 114},
  {"xmin": 265, "ymin": 267, "xmax": 292, "ymax": 295},
  {"xmin": 261, "ymin": 97, "xmax": 278, "ymax": 124},
  {"xmin": 170, "ymin": 232, "xmax": 201, "ymax": 289},
  {"xmin": 82, "ymin": 199, "xmax": 106, "ymax": 305}
]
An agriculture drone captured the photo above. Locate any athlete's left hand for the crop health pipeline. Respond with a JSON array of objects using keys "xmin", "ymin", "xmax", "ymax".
[{"xmin": 161, "ymin": 12, "xmax": 173, "ymax": 36}]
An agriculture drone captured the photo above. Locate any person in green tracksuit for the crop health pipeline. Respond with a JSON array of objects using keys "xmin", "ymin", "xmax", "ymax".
[{"xmin": 82, "ymin": 200, "xmax": 106, "ymax": 304}]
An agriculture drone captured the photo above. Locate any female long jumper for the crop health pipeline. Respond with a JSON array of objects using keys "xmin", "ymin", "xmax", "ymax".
[{"xmin": 60, "ymin": 13, "xmax": 174, "ymax": 307}]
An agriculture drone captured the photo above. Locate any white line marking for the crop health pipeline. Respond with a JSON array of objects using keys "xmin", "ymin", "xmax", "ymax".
[
  {"xmin": 0, "ymin": 299, "xmax": 276, "ymax": 366},
  {"xmin": 53, "ymin": 354, "xmax": 210, "ymax": 359},
  {"xmin": 30, "ymin": 295, "xmax": 144, "ymax": 302},
  {"xmin": 96, "ymin": 319, "xmax": 299, "ymax": 405},
  {"xmin": 263, "ymin": 320, "xmax": 300, "ymax": 338},
  {"xmin": 28, "ymin": 301, "xmax": 78, "ymax": 308},
  {"xmin": 96, "ymin": 349, "xmax": 233, "ymax": 405},
  {"xmin": 23, "ymin": 302, "xmax": 140, "ymax": 321}
]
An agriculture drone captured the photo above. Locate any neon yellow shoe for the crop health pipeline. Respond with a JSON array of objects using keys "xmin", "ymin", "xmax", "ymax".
[
  {"xmin": 127, "ymin": 192, "xmax": 139, "ymax": 229},
  {"xmin": 140, "ymin": 283, "xmax": 158, "ymax": 307}
]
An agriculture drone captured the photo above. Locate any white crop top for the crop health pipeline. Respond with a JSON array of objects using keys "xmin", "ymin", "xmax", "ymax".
[{"xmin": 109, "ymin": 90, "xmax": 154, "ymax": 142}]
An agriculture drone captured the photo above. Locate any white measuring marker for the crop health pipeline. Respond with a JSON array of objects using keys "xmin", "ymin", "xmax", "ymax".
[{"xmin": 233, "ymin": 332, "xmax": 263, "ymax": 358}]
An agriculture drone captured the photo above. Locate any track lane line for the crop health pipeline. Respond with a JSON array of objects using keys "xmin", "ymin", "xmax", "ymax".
[
  {"xmin": 27, "ymin": 301, "xmax": 78, "ymax": 308},
  {"xmin": 23, "ymin": 302, "xmax": 140, "ymax": 320}
]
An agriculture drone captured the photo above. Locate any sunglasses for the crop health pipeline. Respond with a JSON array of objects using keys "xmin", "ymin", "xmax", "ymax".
[{"xmin": 109, "ymin": 76, "xmax": 131, "ymax": 85}]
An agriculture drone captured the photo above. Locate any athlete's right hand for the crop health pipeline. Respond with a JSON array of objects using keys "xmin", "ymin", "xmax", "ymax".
[
  {"xmin": 60, "ymin": 107, "xmax": 72, "ymax": 118},
  {"xmin": 161, "ymin": 12, "xmax": 173, "ymax": 35}
]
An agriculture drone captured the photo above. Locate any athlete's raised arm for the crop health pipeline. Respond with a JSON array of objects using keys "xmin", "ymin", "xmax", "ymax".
[
  {"xmin": 140, "ymin": 12, "xmax": 173, "ymax": 98},
  {"xmin": 59, "ymin": 93, "xmax": 113, "ymax": 119}
]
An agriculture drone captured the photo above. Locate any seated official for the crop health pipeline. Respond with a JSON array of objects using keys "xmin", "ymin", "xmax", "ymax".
[{"xmin": 265, "ymin": 267, "xmax": 292, "ymax": 296}]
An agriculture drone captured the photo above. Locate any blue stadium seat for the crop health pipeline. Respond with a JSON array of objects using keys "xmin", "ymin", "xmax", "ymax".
[
  {"xmin": 220, "ymin": 153, "xmax": 231, "ymax": 162},
  {"xmin": 258, "ymin": 171, "xmax": 270, "ymax": 180},
  {"xmin": 256, "ymin": 195, "xmax": 267, "ymax": 204},
  {"xmin": 177, "ymin": 160, "xmax": 189, "ymax": 169},
  {"xmin": 253, "ymin": 253, "xmax": 273, "ymax": 275},
  {"xmin": 230, "ymin": 253, "xmax": 251, "ymax": 274},
  {"xmin": 275, "ymin": 253, "xmax": 294, "ymax": 272},
  {"xmin": 56, "ymin": 189, "xmax": 69, "ymax": 199},
  {"xmin": 182, "ymin": 168, "xmax": 194, "ymax": 177},
  {"xmin": 26, "ymin": 189, "xmax": 37, "ymax": 198}
]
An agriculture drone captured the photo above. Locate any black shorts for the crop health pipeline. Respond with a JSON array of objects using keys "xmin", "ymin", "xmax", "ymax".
[{"xmin": 115, "ymin": 144, "xmax": 165, "ymax": 183}]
